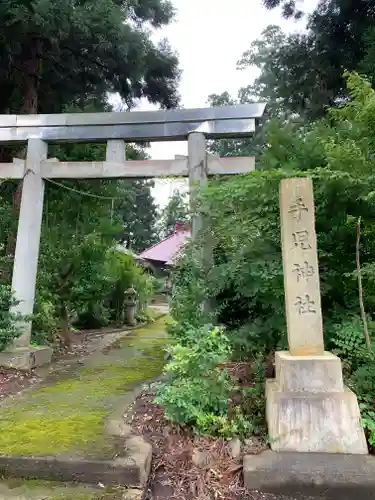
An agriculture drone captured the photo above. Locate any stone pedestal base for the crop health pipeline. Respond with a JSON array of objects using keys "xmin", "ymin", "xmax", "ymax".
[
  {"xmin": 266, "ymin": 351, "xmax": 368, "ymax": 454},
  {"xmin": 0, "ymin": 346, "xmax": 53, "ymax": 371},
  {"xmin": 126, "ymin": 305, "xmax": 136, "ymax": 326}
]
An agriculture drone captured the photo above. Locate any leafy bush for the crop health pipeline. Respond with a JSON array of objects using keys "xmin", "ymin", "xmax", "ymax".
[
  {"xmin": 331, "ymin": 316, "xmax": 375, "ymax": 371},
  {"xmin": 31, "ymin": 296, "xmax": 60, "ymax": 345},
  {"xmin": 168, "ymin": 243, "xmax": 212, "ymax": 343},
  {"xmin": 331, "ymin": 316, "xmax": 375, "ymax": 448},
  {"xmin": 197, "ymin": 168, "xmax": 375, "ymax": 358},
  {"xmin": 155, "ymin": 325, "xmax": 253, "ymax": 437},
  {"xmin": 359, "ymin": 395, "xmax": 375, "ymax": 448},
  {"xmin": 74, "ymin": 304, "xmax": 109, "ymax": 330},
  {"xmin": 136, "ymin": 272, "xmax": 158, "ymax": 319},
  {"xmin": 36, "ymin": 231, "xmax": 114, "ymax": 342},
  {"xmin": 241, "ymin": 353, "xmax": 267, "ymax": 434},
  {"xmin": 154, "ymin": 277, "xmax": 166, "ymax": 295},
  {"xmin": 0, "ymin": 285, "xmax": 22, "ymax": 352},
  {"xmin": 350, "ymin": 360, "xmax": 375, "ymax": 448}
]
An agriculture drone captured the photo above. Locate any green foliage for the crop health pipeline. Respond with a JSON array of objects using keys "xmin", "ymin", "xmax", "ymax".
[
  {"xmin": 9, "ymin": 136, "xmax": 158, "ymax": 341},
  {"xmin": 167, "ymin": 242, "xmax": 211, "ymax": 342},
  {"xmin": 348, "ymin": 351, "xmax": 375, "ymax": 448},
  {"xmin": 331, "ymin": 316, "xmax": 375, "ymax": 370},
  {"xmin": 359, "ymin": 396, "xmax": 375, "ymax": 448},
  {"xmin": 158, "ymin": 188, "xmax": 189, "ymax": 238},
  {"xmin": 240, "ymin": 1, "xmax": 375, "ymax": 120},
  {"xmin": 31, "ymin": 297, "xmax": 60, "ymax": 345},
  {"xmin": 161, "ymin": 73, "xmax": 375, "ymax": 445},
  {"xmin": 0, "ymin": 0, "xmax": 178, "ymax": 345},
  {"xmin": 0, "ymin": 0, "xmax": 180, "ymax": 114},
  {"xmin": 333, "ymin": 316, "xmax": 375, "ymax": 448},
  {"xmin": 136, "ymin": 272, "xmax": 158, "ymax": 318},
  {"xmin": 156, "ymin": 325, "xmax": 253, "ymax": 437},
  {"xmin": 105, "ymin": 250, "xmax": 156, "ymax": 326},
  {"xmin": 197, "ymin": 74, "xmax": 375, "ymax": 361},
  {"xmin": 119, "ymin": 179, "xmax": 159, "ymax": 253},
  {"xmin": 0, "ymin": 285, "xmax": 22, "ymax": 352},
  {"xmin": 36, "ymin": 208, "xmax": 116, "ymax": 338},
  {"xmin": 262, "ymin": 0, "xmax": 303, "ymax": 19}
]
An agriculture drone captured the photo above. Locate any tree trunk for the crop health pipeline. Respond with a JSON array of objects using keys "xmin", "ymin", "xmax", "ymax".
[
  {"xmin": 20, "ymin": 34, "xmax": 43, "ymax": 115},
  {"xmin": 7, "ymin": 35, "xmax": 43, "ymax": 256},
  {"xmin": 59, "ymin": 304, "xmax": 72, "ymax": 349}
]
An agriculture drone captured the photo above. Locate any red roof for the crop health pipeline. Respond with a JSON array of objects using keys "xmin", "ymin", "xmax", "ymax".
[{"xmin": 139, "ymin": 224, "xmax": 190, "ymax": 265}]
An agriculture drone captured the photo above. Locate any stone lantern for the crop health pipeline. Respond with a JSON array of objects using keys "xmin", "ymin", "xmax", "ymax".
[{"xmin": 124, "ymin": 286, "xmax": 137, "ymax": 326}]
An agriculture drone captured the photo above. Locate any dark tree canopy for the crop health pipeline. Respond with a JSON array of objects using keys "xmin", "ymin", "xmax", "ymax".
[
  {"xmin": 0, "ymin": 0, "xmax": 181, "ymax": 114},
  {"xmin": 248, "ymin": 0, "xmax": 375, "ymax": 119},
  {"xmin": 263, "ymin": 0, "xmax": 304, "ymax": 18}
]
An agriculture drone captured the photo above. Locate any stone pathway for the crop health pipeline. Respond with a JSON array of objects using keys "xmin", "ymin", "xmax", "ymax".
[
  {"xmin": 149, "ymin": 303, "xmax": 169, "ymax": 317},
  {"xmin": 0, "ymin": 317, "xmax": 169, "ymax": 491}
]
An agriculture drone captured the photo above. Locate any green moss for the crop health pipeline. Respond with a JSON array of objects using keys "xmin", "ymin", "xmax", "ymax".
[
  {"xmin": 47, "ymin": 492, "xmax": 121, "ymax": 500},
  {"xmin": 3, "ymin": 478, "xmax": 58, "ymax": 489},
  {"xmin": 1, "ymin": 478, "xmax": 124, "ymax": 500},
  {"xmin": 0, "ymin": 413, "xmax": 107, "ymax": 456},
  {"xmin": 0, "ymin": 318, "xmax": 169, "ymax": 457}
]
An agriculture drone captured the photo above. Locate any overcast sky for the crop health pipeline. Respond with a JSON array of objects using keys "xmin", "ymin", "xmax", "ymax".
[{"xmin": 138, "ymin": 0, "xmax": 317, "ymax": 207}]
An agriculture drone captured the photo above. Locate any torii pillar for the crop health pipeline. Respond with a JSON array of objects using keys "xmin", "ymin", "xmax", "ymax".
[{"xmin": 187, "ymin": 133, "xmax": 214, "ymax": 314}]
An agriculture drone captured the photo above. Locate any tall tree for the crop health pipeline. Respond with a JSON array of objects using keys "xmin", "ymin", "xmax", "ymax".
[
  {"xmin": 206, "ymin": 91, "xmax": 268, "ymax": 159},
  {"xmin": 239, "ymin": 1, "xmax": 375, "ymax": 120},
  {"xmin": 158, "ymin": 188, "xmax": 189, "ymax": 238},
  {"xmin": 118, "ymin": 179, "xmax": 159, "ymax": 253},
  {"xmin": 0, "ymin": 0, "xmax": 180, "ymax": 115}
]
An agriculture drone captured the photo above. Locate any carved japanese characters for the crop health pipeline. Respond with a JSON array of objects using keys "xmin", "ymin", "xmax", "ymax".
[{"xmin": 279, "ymin": 177, "xmax": 324, "ymax": 356}]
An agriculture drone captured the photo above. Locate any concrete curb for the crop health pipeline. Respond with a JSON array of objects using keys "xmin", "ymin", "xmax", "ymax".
[
  {"xmin": 0, "ymin": 452, "xmax": 150, "ymax": 487},
  {"xmin": 244, "ymin": 450, "xmax": 375, "ymax": 499},
  {"xmin": 0, "ymin": 403, "xmax": 152, "ymax": 488}
]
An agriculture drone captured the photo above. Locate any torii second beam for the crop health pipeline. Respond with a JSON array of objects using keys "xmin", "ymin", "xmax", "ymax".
[{"xmin": 0, "ymin": 156, "xmax": 255, "ymax": 179}]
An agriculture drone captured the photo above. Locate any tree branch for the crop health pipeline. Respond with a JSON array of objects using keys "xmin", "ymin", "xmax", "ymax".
[
  {"xmin": 356, "ymin": 216, "xmax": 371, "ymax": 350},
  {"xmin": 61, "ymin": 44, "xmax": 109, "ymax": 72}
]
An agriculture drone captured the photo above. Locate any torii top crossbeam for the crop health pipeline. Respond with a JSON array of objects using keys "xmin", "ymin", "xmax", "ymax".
[{"xmin": 0, "ymin": 103, "xmax": 266, "ymax": 143}]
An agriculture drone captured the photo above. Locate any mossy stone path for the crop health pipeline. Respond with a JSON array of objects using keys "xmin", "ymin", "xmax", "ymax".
[
  {"xmin": 0, "ymin": 317, "xmax": 168, "ymax": 459},
  {"xmin": 0, "ymin": 479, "xmax": 141, "ymax": 500}
]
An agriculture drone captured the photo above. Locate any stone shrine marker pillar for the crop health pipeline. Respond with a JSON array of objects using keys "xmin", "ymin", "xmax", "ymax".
[
  {"xmin": 266, "ymin": 177, "xmax": 368, "ymax": 454},
  {"xmin": 280, "ymin": 178, "xmax": 324, "ymax": 356}
]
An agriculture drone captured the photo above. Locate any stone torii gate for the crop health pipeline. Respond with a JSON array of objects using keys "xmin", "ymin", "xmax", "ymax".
[{"xmin": 0, "ymin": 103, "xmax": 265, "ymax": 369}]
